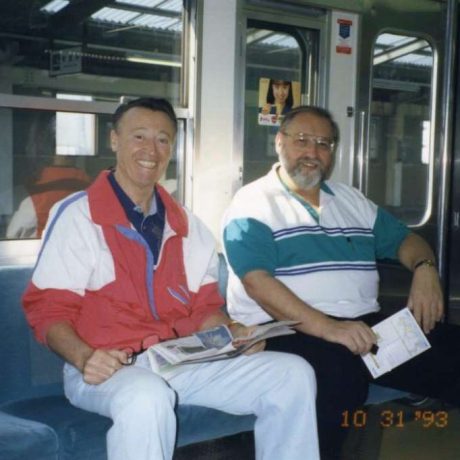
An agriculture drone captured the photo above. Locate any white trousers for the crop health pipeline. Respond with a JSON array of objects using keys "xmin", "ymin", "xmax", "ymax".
[{"xmin": 64, "ymin": 351, "xmax": 319, "ymax": 460}]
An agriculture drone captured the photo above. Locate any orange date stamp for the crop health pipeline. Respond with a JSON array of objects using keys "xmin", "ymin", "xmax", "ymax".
[{"xmin": 341, "ymin": 409, "xmax": 448, "ymax": 429}]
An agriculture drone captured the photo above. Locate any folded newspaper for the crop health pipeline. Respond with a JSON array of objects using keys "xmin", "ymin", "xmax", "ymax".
[
  {"xmin": 361, "ymin": 307, "xmax": 431, "ymax": 378},
  {"xmin": 147, "ymin": 320, "xmax": 298, "ymax": 370}
]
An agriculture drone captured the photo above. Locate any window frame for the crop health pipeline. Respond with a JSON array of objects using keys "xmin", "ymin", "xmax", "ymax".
[{"xmin": 366, "ymin": 29, "xmax": 437, "ymax": 228}]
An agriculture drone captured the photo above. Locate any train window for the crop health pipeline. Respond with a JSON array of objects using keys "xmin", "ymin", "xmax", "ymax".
[
  {"xmin": 243, "ymin": 21, "xmax": 319, "ymax": 184},
  {"xmin": 56, "ymin": 94, "xmax": 96, "ymax": 156},
  {"xmin": 0, "ymin": 106, "xmax": 184, "ymax": 240},
  {"xmin": 367, "ymin": 32, "xmax": 434, "ymax": 226},
  {"xmin": 0, "ymin": 0, "xmax": 188, "ymax": 240},
  {"xmin": 0, "ymin": 0, "xmax": 184, "ymax": 104}
]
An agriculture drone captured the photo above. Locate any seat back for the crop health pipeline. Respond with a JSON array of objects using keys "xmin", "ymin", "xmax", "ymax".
[
  {"xmin": 217, "ymin": 253, "xmax": 229, "ymax": 299},
  {"xmin": 0, "ymin": 266, "xmax": 64, "ymax": 404}
]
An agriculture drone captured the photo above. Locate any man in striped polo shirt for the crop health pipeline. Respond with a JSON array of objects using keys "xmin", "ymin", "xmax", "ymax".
[{"xmin": 222, "ymin": 105, "xmax": 460, "ymax": 459}]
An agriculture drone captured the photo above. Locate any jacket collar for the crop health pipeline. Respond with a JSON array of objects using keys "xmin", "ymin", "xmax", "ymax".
[{"xmin": 88, "ymin": 170, "xmax": 188, "ymax": 237}]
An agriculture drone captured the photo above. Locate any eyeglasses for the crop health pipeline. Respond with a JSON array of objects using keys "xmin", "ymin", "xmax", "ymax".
[
  {"xmin": 281, "ymin": 131, "xmax": 335, "ymax": 153},
  {"xmin": 122, "ymin": 331, "xmax": 179, "ymax": 366},
  {"xmin": 122, "ymin": 347, "xmax": 146, "ymax": 366}
]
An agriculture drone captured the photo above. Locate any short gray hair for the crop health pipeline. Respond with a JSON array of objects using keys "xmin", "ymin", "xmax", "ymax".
[{"xmin": 279, "ymin": 106, "xmax": 340, "ymax": 145}]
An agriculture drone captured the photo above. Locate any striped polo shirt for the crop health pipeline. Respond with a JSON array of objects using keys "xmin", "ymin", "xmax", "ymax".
[{"xmin": 222, "ymin": 164, "xmax": 409, "ymax": 325}]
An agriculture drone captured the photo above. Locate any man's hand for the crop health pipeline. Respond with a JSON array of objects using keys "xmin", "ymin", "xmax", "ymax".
[
  {"xmin": 407, "ymin": 265, "xmax": 444, "ymax": 334},
  {"xmin": 242, "ymin": 270, "xmax": 378, "ymax": 354},
  {"xmin": 320, "ymin": 318, "xmax": 377, "ymax": 355},
  {"xmin": 82, "ymin": 349, "xmax": 130, "ymax": 385},
  {"xmin": 397, "ymin": 233, "xmax": 444, "ymax": 334},
  {"xmin": 229, "ymin": 323, "xmax": 266, "ymax": 355}
]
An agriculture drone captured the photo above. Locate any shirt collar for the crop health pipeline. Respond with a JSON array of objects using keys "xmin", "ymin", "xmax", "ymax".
[
  {"xmin": 320, "ymin": 181, "xmax": 334, "ymax": 196},
  {"xmin": 108, "ymin": 171, "xmax": 158, "ymax": 218},
  {"xmin": 270, "ymin": 163, "xmax": 335, "ymax": 222},
  {"xmin": 88, "ymin": 170, "xmax": 189, "ymax": 238}
]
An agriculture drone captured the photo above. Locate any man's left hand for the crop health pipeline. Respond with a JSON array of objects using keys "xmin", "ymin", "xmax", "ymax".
[
  {"xmin": 407, "ymin": 265, "xmax": 444, "ymax": 334},
  {"xmin": 229, "ymin": 323, "xmax": 266, "ymax": 355}
]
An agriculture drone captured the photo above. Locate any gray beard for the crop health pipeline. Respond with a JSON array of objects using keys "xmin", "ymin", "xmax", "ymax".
[
  {"xmin": 280, "ymin": 157, "xmax": 324, "ymax": 191},
  {"xmin": 290, "ymin": 167, "xmax": 322, "ymax": 190}
]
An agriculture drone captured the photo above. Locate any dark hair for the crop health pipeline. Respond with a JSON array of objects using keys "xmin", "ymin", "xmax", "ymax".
[
  {"xmin": 112, "ymin": 97, "xmax": 178, "ymax": 133},
  {"xmin": 266, "ymin": 79, "xmax": 294, "ymax": 107},
  {"xmin": 279, "ymin": 105, "xmax": 340, "ymax": 145}
]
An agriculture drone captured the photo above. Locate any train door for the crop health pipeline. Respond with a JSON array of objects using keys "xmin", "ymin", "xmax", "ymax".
[
  {"xmin": 238, "ymin": 2, "xmax": 361, "ymax": 191},
  {"xmin": 354, "ymin": 1, "xmax": 447, "ymax": 315},
  {"xmin": 194, "ymin": 1, "xmax": 360, "ymax": 239},
  {"xmin": 447, "ymin": 3, "xmax": 460, "ymax": 324},
  {"xmin": 240, "ymin": 2, "xmax": 327, "ymax": 186},
  {"xmin": 193, "ymin": 1, "xmax": 329, "ymax": 238}
]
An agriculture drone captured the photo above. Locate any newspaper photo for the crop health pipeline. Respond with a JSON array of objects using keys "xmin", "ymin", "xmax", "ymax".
[
  {"xmin": 147, "ymin": 320, "xmax": 298, "ymax": 370},
  {"xmin": 362, "ymin": 307, "xmax": 431, "ymax": 378}
]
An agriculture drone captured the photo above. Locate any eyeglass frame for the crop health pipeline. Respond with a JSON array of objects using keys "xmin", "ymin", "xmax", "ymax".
[
  {"xmin": 121, "ymin": 329, "xmax": 180, "ymax": 366},
  {"xmin": 122, "ymin": 347, "xmax": 146, "ymax": 366},
  {"xmin": 280, "ymin": 131, "xmax": 336, "ymax": 153}
]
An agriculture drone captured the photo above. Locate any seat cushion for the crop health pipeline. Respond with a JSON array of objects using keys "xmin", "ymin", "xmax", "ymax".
[
  {"xmin": 2, "ymin": 395, "xmax": 255, "ymax": 459},
  {"xmin": 176, "ymin": 405, "xmax": 255, "ymax": 447},
  {"xmin": 0, "ymin": 410, "xmax": 58, "ymax": 460},
  {"xmin": 1, "ymin": 396, "xmax": 110, "ymax": 460},
  {"xmin": 174, "ymin": 431, "xmax": 255, "ymax": 460},
  {"xmin": 366, "ymin": 384, "xmax": 410, "ymax": 405}
]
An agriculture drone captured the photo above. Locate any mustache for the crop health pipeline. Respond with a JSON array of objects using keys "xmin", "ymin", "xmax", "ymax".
[{"xmin": 296, "ymin": 159, "xmax": 323, "ymax": 169}]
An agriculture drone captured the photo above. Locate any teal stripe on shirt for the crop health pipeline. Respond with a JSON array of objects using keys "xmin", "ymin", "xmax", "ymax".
[
  {"xmin": 224, "ymin": 218, "xmax": 277, "ymax": 278},
  {"xmin": 276, "ymin": 232, "xmax": 376, "ymax": 268},
  {"xmin": 373, "ymin": 207, "xmax": 410, "ymax": 259},
  {"xmin": 224, "ymin": 206, "xmax": 408, "ymax": 280}
]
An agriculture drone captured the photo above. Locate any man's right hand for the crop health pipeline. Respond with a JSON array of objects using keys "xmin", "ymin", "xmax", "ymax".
[
  {"xmin": 46, "ymin": 323, "xmax": 131, "ymax": 385},
  {"xmin": 82, "ymin": 349, "xmax": 130, "ymax": 385},
  {"xmin": 242, "ymin": 270, "xmax": 378, "ymax": 355},
  {"xmin": 320, "ymin": 318, "xmax": 377, "ymax": 355}
]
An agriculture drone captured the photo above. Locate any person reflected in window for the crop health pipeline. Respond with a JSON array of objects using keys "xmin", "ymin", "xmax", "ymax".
[
  {"xmin": 260, "ymin": 79, "xmax": 294, "ymax": 119},
  {"xmin": 7, "ymin": 155, "xmax": 91, "ymax": 239}
]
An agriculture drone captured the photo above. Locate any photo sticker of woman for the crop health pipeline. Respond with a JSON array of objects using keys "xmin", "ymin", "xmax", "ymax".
[{"xmin": 258, "ymin": 78, "xmax": 299, "ymax": 126}]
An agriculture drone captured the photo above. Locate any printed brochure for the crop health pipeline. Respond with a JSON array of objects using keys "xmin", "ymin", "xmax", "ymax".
[{"xmin": 362, "ymin": 307, "xmax": 431, "ymax": 378}]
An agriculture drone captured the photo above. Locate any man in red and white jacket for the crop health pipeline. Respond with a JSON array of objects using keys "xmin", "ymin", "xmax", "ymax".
[{"xmin": 23, "ymin": 97, "xmax": 319, "ymax": 460}]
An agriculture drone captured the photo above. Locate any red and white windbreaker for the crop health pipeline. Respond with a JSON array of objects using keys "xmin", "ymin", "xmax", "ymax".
[{"xmin": 23, "ymin": 171, "xmax": 224, "ymax": 351}]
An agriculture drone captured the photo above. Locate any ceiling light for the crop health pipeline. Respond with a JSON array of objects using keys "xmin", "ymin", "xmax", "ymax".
[
  {"xmin": 40, "ymin": 0, "xmax": 70, "ymax": 14},
  {"xmin": 126, "ymin": 56, "xmax": 181, "ymax": 67}
]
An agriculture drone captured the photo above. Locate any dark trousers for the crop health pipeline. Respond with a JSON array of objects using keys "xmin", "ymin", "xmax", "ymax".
[{"xmin": 266, "ymin": 312, "xmax": 460, "ymax": 458}]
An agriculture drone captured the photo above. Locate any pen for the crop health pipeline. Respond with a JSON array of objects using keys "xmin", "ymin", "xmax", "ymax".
[{"xmin": 370, "ymin": 344, "xmax": 379, "ymax": 355}]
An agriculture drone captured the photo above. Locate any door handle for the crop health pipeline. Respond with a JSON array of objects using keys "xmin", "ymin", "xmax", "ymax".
[
  {"xmin": 357, "ymin": 111, "xmax": 366, "ymax": 193},
  {"xmin": 453, "ymin": 211, "xmax": 460, "ymax": 229}
]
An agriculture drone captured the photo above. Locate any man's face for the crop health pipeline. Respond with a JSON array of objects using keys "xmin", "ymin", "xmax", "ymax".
[
  {"xmin": 110, "ymin": 107, "xmax": 175, "ymax": 196},
  {"xmin": 276, "ymin": 112, "xmax": 334, "ymax": 191}
]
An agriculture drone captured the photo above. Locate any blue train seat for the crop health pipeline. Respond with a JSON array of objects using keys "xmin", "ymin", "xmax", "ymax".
[
  {"xmin": 0, "ymin": 264, "xmax": 254, "ymax": 460},
  {"xmin": 0, "ymin": 256, "xmax": 408, "ymax": 460}
]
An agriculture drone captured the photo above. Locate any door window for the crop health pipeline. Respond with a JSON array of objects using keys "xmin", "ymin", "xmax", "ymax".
[
  {"xmin": 243, "ymin": 21, "xmax": 319, "ymax": 184},
  {"xmin": 367, "ymin": 32, "xmax": 434, "ymax": 226}
]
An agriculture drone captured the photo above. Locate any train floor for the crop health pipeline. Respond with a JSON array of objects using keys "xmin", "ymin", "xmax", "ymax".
[{"xmin": 342, "ymin": 398, "xmax": 459, "ymax": 459}]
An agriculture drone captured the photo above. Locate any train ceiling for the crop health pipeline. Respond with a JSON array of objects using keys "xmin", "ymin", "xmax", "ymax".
[
  {"xmin": 0, "ymin": 0, "xmax": 182, "ymax": 75},
  {"xmin": 0, "ymin": 0, "xmax": 433, "ymax": 83}
]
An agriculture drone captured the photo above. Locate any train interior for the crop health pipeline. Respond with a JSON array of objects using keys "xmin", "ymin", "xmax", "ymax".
[{"xmin": 1, "ymin": 0, "xmax": 460, "ymax": 458}]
